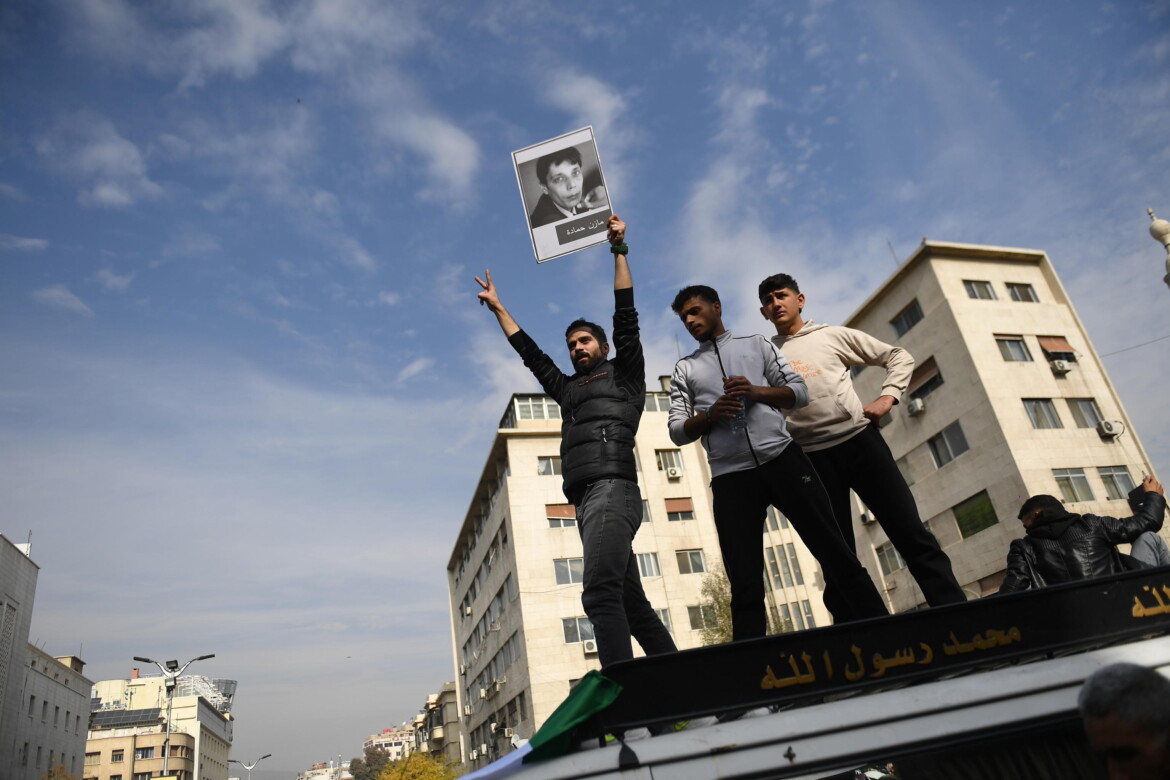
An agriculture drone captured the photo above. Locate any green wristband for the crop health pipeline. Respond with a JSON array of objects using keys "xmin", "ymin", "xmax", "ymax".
[{"xmin": 610, "ymin": 243, "xmax": 629, "ymax": 255}]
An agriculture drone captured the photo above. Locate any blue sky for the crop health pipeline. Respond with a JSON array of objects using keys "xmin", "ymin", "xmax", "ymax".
[{"xmin": 2, "ymin": 0, "xmax": 1168, "ymax": 775}]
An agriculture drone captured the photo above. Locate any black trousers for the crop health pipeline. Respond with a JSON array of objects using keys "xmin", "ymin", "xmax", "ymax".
[
  {"xmin": 807, "ymin": 424, "xmax": 966, "ymax": 606},
  {"xmin": 711, "ymin": 442, "xmax": 888, "ymax": 640}
]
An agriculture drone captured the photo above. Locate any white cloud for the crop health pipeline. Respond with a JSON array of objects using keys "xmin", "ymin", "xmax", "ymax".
[
  {"xmin": 377, "ymin": 113, "xmax": 482, "ymax": 207},
  {"xmin": 0, "ymin": 183, "xmax": 28, "ymax": 201},
  {"xmin": 0, "ymin": 233, "xmax": 48, "ymax": 251},
  {"xmin": 377, "ymin": 291, "xmax": 401, "ymax": 306},
  {"xmin": 162, "ymin": 232, "xmax": 221, "ymax": 259},
  {"xmin": 94, "ymin": 268, "xmax": 133, "ymax": 292},
  {"xmin": 395, "ymin": 357, "xmax": 434, "ymax": 383},
  {"xmin": 31, "ymin": 285, "xmax": 95, "ymax": 317},
  {"xmin": 35, "ymin": 115, "xmax": 164, "ymax": 208}
]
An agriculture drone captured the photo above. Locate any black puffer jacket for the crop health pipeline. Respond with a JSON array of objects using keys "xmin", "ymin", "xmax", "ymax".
[
  {"xmin": 1000, "ymin": 492, "xmax": 1167, "ymax": 592},
  {"xmin": 508, "ymin": 288, "xmax": 645, "ymax": 501}
]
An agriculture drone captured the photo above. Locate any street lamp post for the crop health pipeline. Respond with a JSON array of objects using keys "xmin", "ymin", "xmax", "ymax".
[
  {"xmin": 1148, "ymin": 208, "xmax": 1170, "ymax": 292},
  {"xmin": 228, "ymin": 753, "xmax": 272, "ymax": 780},
  {"xmin": 133, "ymin": 654, "xmax": 215, "ymax": 778}
]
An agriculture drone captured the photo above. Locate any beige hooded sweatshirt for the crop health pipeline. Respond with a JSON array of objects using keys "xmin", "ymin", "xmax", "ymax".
[{"xmin": 771, "ymin": 321, "xmax": 914, "ymax": 452}]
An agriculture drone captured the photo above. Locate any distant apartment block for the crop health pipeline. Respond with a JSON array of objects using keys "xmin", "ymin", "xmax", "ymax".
[
  {"xmin": 87, "ymin": 669, "xmax": 237, "ymax": 780},
  {"xmin": 363, "ymin": 726, "xmax": 416, "ymax": 762}
]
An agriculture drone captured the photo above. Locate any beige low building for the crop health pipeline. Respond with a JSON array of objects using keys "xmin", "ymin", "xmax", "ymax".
[
  {"xmin": 363, "ymin": 726, "xmax": 416, "ymax": 762},
  {"xmin": 845, "ymin": 240, "xmax": 1163, "ymax": 609},
  {"xmin": 447, "ymin": 391, "xmax": 830, "ymax": 770},
  {"xmin": 87, "ymin": 670, "xmax": 236, "ymax": 780}
]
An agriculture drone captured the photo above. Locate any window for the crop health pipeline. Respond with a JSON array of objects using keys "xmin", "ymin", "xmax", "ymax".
[
  {"xmin": 654, "ymin": 608, "xmax": 673, "ymax": 633},
  {"xmin": 1053, "ymin": 468, "xmax": 1095, "ymax": 503},
  {"xmin": 875, "ymin": 542, "xmax": 906, "ymax": 576},
  {"xmin": 952, "ymin": 490, "xmax": 999, "ymax": 538},
  {"xmin": 134, "ymin": 773, "xmax": 152, "ymax": 780},
  {"xmin": 1037, "ymin": 335, "xmax": 1077, "ymax": 362},
  {"xmin": 1023, "ymin": 398, "xmax": 1063, "ymax": 429},
  {"xmin": 561, "ymin": 616, "xmax": 594, "ymax": 644},
  {"xmin": 553, "ymin": 558, "xmax": 584, "ymax": 585},
  {"xmin": 1099, "ymin": 466, "xmax": 1136, "ymax": 501},
  {"xmin": 784, "ymin": 543, "xmax": 804, "ymax": 585},
  {"xmin": 636, "ymin": 553, "xmax": 661, "ymax": 578},
  {"xmin": 1068, "ymin": 398, "xmax": 1103, "ymax": 428},
  {"xmin": 655, "ymin": 449, "xmax": 683, "ymax": 473},
  {"xmin": 641, "ymin": 500, "xmax": 651, "ymax": 524},
  {"xmin": 41, "ymin": 701, "xmax": 47, "ymax": 721},
  {"xmin": 765, "ymin": 547, "xmax": 786, "ymax": 588},
  {"xmin": 545, "ymin": 504, "xmax": 577, "ymax": 528},
  {"xmin": 54, "ymin": 706, "xmax": 59, "ymax": 726},
  {"xmin": 665, "ymin": 497, "xmax": 695, "ymax": 521},
  {"xmin": 1007, "ymin": 282, "xmax": 1038, "ymax": 302},
  {"xmin": 515, "ymin": 395, "xmax": 561, "ymax": 420},
  {"xmin": 891, "ymin": 299, "xmax": 924, "ymax": 338},
  {"xmin": 84, "ymin": 753, "xmax": 100, "ymax": 766},
  {"xmin": 537, "ymin": 456, "xmax": 561, "ymax": 476},
  {"xmin": 766, "ymin": 507, "xmax": 789, "ymax": 531},
  {"xmin": 675, "ymin": 549, "xmax": 707, "ymax": 575},
  {"xmin": 687, "ymin": 605, "xmax": 717, "ymax": 630},
  {"xmin": 896, "ymin": 456, "xmax": 914, "ymax": 486},
  {"xmin": 644, "ymin": 392, "xmax": 671, "ymax": 412},
  {"xmin": 995, "ymin": 335, "xmax": 1033, "ymax": 362},
  {"xmin": 111, "ymin": 750, "xmax": 124, "ymax": 763},
  {"xmin": 963, "ymin": 280, "xmax": 996, "ymax": 300},
  {"xmin": 28, "ymin": 695, "xmax": 34, "ymax": 716},
  {"xmin": 134, "ymin": 747, "xmax": 155, "ymax": 760},
  {"xmin": 800, "ymin": 600, "xmax": 816, "ymax": 629},
  {"xmin": 928, "ymin": 421, "xmax": 969, "ymax": 468},
  {"xmin": 906, "ymin": 356, "xmax": 944, "ymax": 401}
]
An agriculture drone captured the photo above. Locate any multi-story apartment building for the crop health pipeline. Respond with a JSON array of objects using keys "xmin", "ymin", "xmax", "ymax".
[
  {"xmin": 846, "ymin": 240, "xmax": 1164, "ymax": 610},
  {"xmin": 363, "ymin": 726, "xmax": 416, "ymax": 762},
  {"xmin": 447, "ymin": 391, "xmax": 830, "ymax": 770},
  {"xmin": 0, "ymin": 534, "xmax": 38, "ymax": 778},
  {"xmin": 11, "ymin": 649, "xmax": 92, "ymax": 780},
  {"xmin": 86, "ymin": 670, "xmax": 236, "ymax": 780},
  {"xmin": 419, "ymin": 682, "xmax": 462, "ymax": 766},
  {"xmin": 1, "ymin": 535, "xmax": 94, "ymax": 780}
]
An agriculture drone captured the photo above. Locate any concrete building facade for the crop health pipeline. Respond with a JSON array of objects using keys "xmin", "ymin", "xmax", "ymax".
[
  {"xmin": 88, "ymin": 671, "xmax": 236, "ymax": 780},
  {"xmin": 0, "ymin": 534, "xmax": 38, "ymax": 779},
  {"xmin": 419, "ymin": 682, "xmax": 462, "ymax": 766},
  {"xmin": 11, "ymin": 649, "xmax": 92, "ymax": 780},
  {"xmin": 447, "ymin": 392, "xmax": 831, "ymax": 770},
  {"xmin": 844, "ymin": 240, "xmax": 1163, "ymax": 609},
  {"xmin": 363, "ymin": 726, "xmax": 416, "ymax": 762}
]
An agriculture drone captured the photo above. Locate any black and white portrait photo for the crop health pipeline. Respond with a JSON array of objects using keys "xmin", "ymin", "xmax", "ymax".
[{"xmin": 513, "ymin": 127, "xmax": 612, "ymax": 263}]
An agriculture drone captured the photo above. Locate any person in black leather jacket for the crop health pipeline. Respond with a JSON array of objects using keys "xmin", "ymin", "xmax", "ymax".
[
  {"xmin": 1000, "ymin": 475, "xmax": 1167, "ymax": 592},
  {"xmin": 475, "ymin": 215, "xmax": 675, "ymax": 669}
]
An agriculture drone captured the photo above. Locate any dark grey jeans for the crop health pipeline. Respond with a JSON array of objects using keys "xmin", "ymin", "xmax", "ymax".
[{"xmin": 576, "ymin": 478, "xmax": 677, "ymax": 667}]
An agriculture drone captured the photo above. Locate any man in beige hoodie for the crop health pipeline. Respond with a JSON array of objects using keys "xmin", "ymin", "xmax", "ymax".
[{"xmin": 759, "ymin": 273, "xmax": 966, "ymax": 608}]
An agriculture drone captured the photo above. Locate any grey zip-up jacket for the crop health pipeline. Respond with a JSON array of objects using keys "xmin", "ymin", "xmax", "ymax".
[{"xmin": 668, "ymin": 331, "xmax": 808, "ymax": 479}]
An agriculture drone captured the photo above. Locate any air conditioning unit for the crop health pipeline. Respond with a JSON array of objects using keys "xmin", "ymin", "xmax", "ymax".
[
  {"xmin": 464, "ymin": 606, "xmax": 472, "ymax": 616},
  {"xmin": 469, "ymin": 750, "xmax": 479, "ymax": 761},
  {"xmin": 459, "ymin": 663, "xmax": 467, "ymax": 676},
  {"xmin": 666, "ymin": 466, "xmax": 682, "ymax": 478},
  {"xmin": 480, "ymin": 743, "xmax": 489, "ymax": 754},
  {"xmin": 859, "ymin": 512, "xmax": 876, "ymax": 526},
  {"xmin": 463, "ymin": 704, "xmax": 473, "ymax": 716},
  {"xmin": 582, "ymin": 639, "xmax": 599, "ymax": 654},
  {"xmin": 1050, "ymin": 359, "xmax": 1071, "ymax": 375},
  {"xmin": 906, "ymin": 398, "xmax": 926, "ymax": 416},
  {"xmin": 502, "ymin": 728, "xmax": 514, "ymax": 738},
  {"xmin": 479, "ymin": 688, "xmax": 487, "ymax": 699},
  {"xmin": 1097, "ymin": 420, "xmax": 1122, "ymax": 438}
]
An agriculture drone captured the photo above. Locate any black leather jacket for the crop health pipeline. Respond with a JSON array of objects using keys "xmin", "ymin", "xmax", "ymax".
[
  {"xmin": 1000, "ymin": 492, "xmax": 1167, "ymax": 592},
  {"xmin": 507, "ymin": 288, "xmax": 644, "ymax": 501}
]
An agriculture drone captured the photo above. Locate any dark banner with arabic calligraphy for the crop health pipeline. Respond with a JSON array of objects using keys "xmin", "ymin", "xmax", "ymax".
[
  {"xmin": 555, "ymin": 209, "xmax": 612, "ymax": 246},
  {"xmin": 592, "ymin": 566, "xmax": 1170, "ymax": 732}
]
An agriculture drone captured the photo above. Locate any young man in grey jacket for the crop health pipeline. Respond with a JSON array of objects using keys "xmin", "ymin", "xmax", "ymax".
[
  {"xmin": 760, "ymin": 273, "xmax": 966, "ymax": 607},
  {"xmin": 668, "ymin": 285, "xmax": 887, "ymax": 639}
]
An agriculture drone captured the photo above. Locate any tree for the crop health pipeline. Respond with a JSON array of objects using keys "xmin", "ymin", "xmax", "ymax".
[
  {"xmin": 349, "ymin": 746, "xmax": 393, "ymax": 780},
  {"xmin": 41, "ymin": 765, "xmax": 80, "ymax": 780},
  {"xmin": 698, "ymin": 564, "xmax": 794, "ymax": 646},
  {"xmin": 376, "ymin": 753, "xmax": 462, "ymax": 780},
  {"xmin": 698, "ymin": 564, "xmax": 735, "ymax": 645}
]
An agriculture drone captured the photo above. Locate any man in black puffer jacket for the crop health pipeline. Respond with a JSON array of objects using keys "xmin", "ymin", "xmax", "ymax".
[
  {"xmin": 1000, "ymin": 475, "xmax": 1167, "ymax": 592},
  {"xmin": 475, "ymin": 215, "xmax": 675, "ymax": 668}
]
